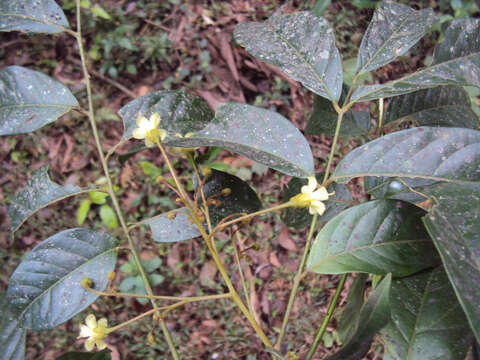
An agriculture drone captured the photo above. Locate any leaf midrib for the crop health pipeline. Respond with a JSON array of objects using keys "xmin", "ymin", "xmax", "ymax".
[{"xmin": 0, "ymin": 13, "xmax": 66, "ymax": 31}]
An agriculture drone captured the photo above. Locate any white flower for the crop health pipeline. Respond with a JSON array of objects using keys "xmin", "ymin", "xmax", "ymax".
[
  {"xmin": 290, "ymin": 176, "xmax": 333, "ymax": 216},
  {"xmin": 132, "ymin": 113, "xmax": 167, "ymax": 147},
  {"xmin": 78, "ymin": 314, "xmax": 110, "ymax": 351}
]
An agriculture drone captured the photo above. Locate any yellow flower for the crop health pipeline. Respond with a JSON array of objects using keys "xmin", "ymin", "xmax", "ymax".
[
  {"xmin": 78, "ymin": 314, "xmax": 110, "ymax": 351},
  {"xmin": 132, "ymin": 113, "xmax": 167, "ymax": 147},
  {"xmin": 290, "ymin": 176, "xmax": 333, "ymax": 216}
]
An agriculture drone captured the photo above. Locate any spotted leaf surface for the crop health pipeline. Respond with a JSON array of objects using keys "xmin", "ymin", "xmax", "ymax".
[
  {"xmin": 0, "ymin": 0, "xmax": 69, "ymax": 33},
  {"xmin": 0, "ymin": 296, "xmax": 25, "ymax": 360},
  {"xmin": 0, "ymin": 66, "xmax": 78, "ymax": 135},
  {"xmin": 384, "ymin": 85, "xmax": 479, "ymax": 129},
  {"xmin": 326, "ymin": 274, "xmax": 391, "ymax": 360},
  {"xmin": 351, "ymin": 18, "xmax": 480, "ymax": 103},
  {"xmin": 234, "ymin": 11, "xmax": 342, "ymax": 101},
  {"xmin": 6, "ymin": 228, "xmax": 117, "ymax": 330},
  {"xmin": 281, "ymin": 174, "xmax": 352, "ymax": 229},
  {"xmin": 356, "ymin": 2, "xmax": 436, "ymax": 75},
  {"xmin": 423, "ymin": 182, "xmax": 480, "ymax": 343},
  {"xmin": 8, "ymin": 166, "xmax": 94, "ymax": 235},
  {"xmin": 332, "ymin": 127, "xmax": 480, "ymax": 185},
  {"xmin": 381, "ymin": 267, "xmax": 473, "ymax": 360},
  {"xmin": 143, "ymin": 170, "xmax": 261, "ymax": 242},
  {"xmin": 119, "ymin": 90, "xmax": 213, "ymax": 140},
  {"xmin": 307, "ymin": 200, "xmax": 439, "ymax": 276}
]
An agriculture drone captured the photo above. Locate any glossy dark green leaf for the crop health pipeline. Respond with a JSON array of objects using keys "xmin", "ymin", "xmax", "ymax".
[
  {"xmin": 356, "ymin": 2, "xmax": 436, "ymax": 75},
  {"xmin": 381, "ymin": 267, "xmax": 473, "ymax": 360},
  {"xmin": 351, "ymin": 18, "xmax": 480, "ymax": 103},
  {"xmin": 194, "ymin": 169, "xmax": 261, "ymax": 227},
  {"xmin": 281, "ymin": 174, "xmax": 352, "ymax": 229},
  {"xmin": 306, "ymin": 93, "xmax": 370, "ymax": 137},
  {"xmin": 0, "ymin": 296, "xmax": 25, "ymax": 360},
  {"xmin": 6, "ymin": 228, "xmax": 117, "ymax": 330},
  {"xmin": 234, "ymin": 11, "xmax": 342, "ymax": 101},
  {"xmin": 0, "ymin": 0, "xmax": 69, "ymax": 33},
  {"xmin": 56, "ymin": 349, "xmax": 111, "ymax": 360},
  {"xmin": 8, "ymin": 166, "xmax": 94, "ymax": 235},
  {"xmin": 338, "ymin": 273, "xmax": 368, "ymax": 344},
  {"xmin": 0, "ymin": 66, "xmax": 78, "ymax": 135},
  {"xmin": 332, "ymin": 127, "xmax": 480, "ymax": 185},
  {"xmin": 384, "ymin": 85, "xmax": 479, "ymax": 129},
  {"xmin": 325, "ymin": 274, "xmax": 391, "ymax": 360},
  {"xmin": 120, "ymin": 92, "xmax": 314, "ymax": 177},
  {"xmin": 423, "ymin": 182, "xmax": 480, "ymax": 343},
  {"xmin": 143, "ymin": 170, "xmax": 261, "ymax": 242},
  {"xmin": 307, "ymin": 200, "xmax": 439, "ymax": 276},
  {"xmin": 118, "ymin": 144, "xmax": 148, "ymax": 165},
  {"xmin": 119, "ymin": 90, "xmax": 213, "ymax": 141}
]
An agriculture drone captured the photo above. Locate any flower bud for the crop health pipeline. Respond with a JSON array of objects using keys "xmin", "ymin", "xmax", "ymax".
[
  {"xmin": 147, "ymin": 331, "xmax": 156, "ymax": 344},
  {"xmin": 202, "ymin": 167, "xmax": 212, "ymax": 178},
  {"xmin": 107, "ymin": 272, "xmax": 116, "ymax": 281},
  {"xmin": 81, "ymin": 277, "xmax": 93, "ymax": 289},
  {"xmin": 221, "ymin": 188, "xmax": 232, "ymax": 196},
  {"xmin": 168, "ymin": 212, "xmax": 177, "ymax": 220}
]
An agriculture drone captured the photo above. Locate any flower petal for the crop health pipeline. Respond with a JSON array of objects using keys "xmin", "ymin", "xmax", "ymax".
[
  {"xmin": 150, "ymin": 113, "xmax": 161, "ymax": 128},
  {"xmin": 85, "ymin": 314, "xmax": 97, "ymax": 329},
  {"xmin": 136, "ymin": 116, "xmax": 148, "ymax": 127},
  {"xmin": 132, "ymin": 128, "xmax": 147, "ymax": 139},
  {"xmin": 311, "ymin": 201, "xmax": 326, "ymax": 216},
  {"xmin": 78, "ymin": 324, "xmax": 93, "ymax": 338},
  {"xmin": 96, "ymin": 339, "xmax": 108, "ymax": 350},
  {"xmin": 302, "ymin": 176, "xmax": 317, "ymax": 194},
  {"xmin": 97, "ymin": 318, "xmax": 108, "ymax": 328},
  {"xmin": 159, "ymin": 129, "xmax": 167, "ymax": 141},
  {"xmin": 145, "ymin": 137, "xmax": 154, "ymax": 148},
  {"xmin": 311, "ymin": 186, "xmax": 329, "ymax": 201},
  {"xmin": 85, "ymin": 337, "xmax": 95, "ymax": 351}
]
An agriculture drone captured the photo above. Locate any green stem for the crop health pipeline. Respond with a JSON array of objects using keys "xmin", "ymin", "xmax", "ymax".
[
  {"xmin": 275, "ymin": 213, "xmax": 318, "ymax": 350},
  {"xmin": 305, "ymin": 274, "xmax": 348, "ymax": 360},
  {"xmin": 74, "ymin": 3, "xmax": 179, "ymax": 358},
  {"xmin": 322, "ymin": 111, "xmax": 344, "ymax": 184},
  {"xmin": 377, "ymin": 98, "xmax": 384, "ymax": 137}
]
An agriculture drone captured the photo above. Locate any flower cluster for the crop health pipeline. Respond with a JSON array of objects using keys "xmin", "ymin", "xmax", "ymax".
[
  {"xmin": 290, "ymin": 176, "xmax": 333, "ymax": 216},
  {"xmin": 132, "ymin": 113, "xmax": 167, "ymax": 147}
]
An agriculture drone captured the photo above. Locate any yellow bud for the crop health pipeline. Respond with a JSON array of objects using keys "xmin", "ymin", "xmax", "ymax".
[
  {"xmin": 168, "ymin": 212, "xmax": 177, "ymax": 220},
  {"xmin": 147, "ymin": 331, "xmax": 156, "ymax": 344},
  {"xmin": 175, "ymin": 197, "xmax": 183, "ymax": 203},
  {"xmin": 153, "ymin": 313, "xmax": 161, "ymax": 322},
  {"xmin": 221, "ymin": 188, "xmax": 232, "ymax": 196},
  {"xmin": 155, "ymin": 176, "xmax": 165, "ymax": 184},
  {"xmin": 202, "ymin": 167, "xmax": 212, "ymax": 178},
  {"xmin": 81, "ymin": 277, "xmax": 93, "ymax": 289},
  {"xmin": 184, "ymin": 132, "xmax": 195, "ymax": 138},
  {"xmin": 107, "ymin": 271, "xmax": 116, "ymax": 281}
]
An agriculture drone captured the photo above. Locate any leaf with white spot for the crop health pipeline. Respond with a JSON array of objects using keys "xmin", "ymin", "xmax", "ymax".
[
  {"xmin": 234, "ymin": 11, "xmax": 342, "ymax": 101},
  {"xmin": 0, "ymin": 0, "xmax": 69, "ymax": 34},
  {"xmin": 0, "ymin": 66, "xmax": 78, "ymax": 135},
  {"xmin": 0, "ymin": 295, "xmax": 25, "ymax": 360},
  {"xmin": 8, "ymin": 166, "xmax": 94, "ymax": 236},
  {"xmin": 6, "ymin": 228, "xmax": 117, "ymax": 330}
]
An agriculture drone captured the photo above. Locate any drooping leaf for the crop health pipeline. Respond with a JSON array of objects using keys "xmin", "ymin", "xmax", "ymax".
[
  {"xmin": 325, "ymin": 274, "xmax": 391, "ymax": 360},
  {"xmin": 281, "ymin": 174, "xmax": 352, "ymax": 229},
  {"xmin": 119, "ymin": 90, "xmax": 213, "ymax": 141},
  {"xmin": 194, "ymin": 169, "xmax": 262, "ymax": 227},
  {"xmin": 384, "ymin": 85, "xmax": 479, "ymax": 129},
  {"xmin": 6, "ymin": 228, "xmax": 117, "ymax": 330},
  {"xmin": 77, "ymin": 199, "xmax": 91, "ymax": 226},
  {"xmin": 234, "ymin": 11, "xmax": 342, "ymax": 101},
  {"xmin": 8, "ymin": 166, "xmax": 94, "ymax": 236},
  {"xmin": 332, "ymin": 127, "xmax": 480, "ymax": 185},
  {"xmin": 143, "ymin": 170, "xmax": 262, "ymax": 242},
  {"xmin": 338, "ymin": 273, "xmax": 368, "ymax": 344},
  {"xmin": 0, "ymin": 296, "xmax": 26, "ymax": 360},
  {"xmin": 0, "ymin": 66, "xmax": 78, "ymax": 135},
  {"xmin": 381, "ymin": 267, "xmax": 473, "ymax": 360},
  {"xmin": 307, "ymin": 200, "xmax": 439, "ymax": 276},
  {"xmin": 422, "ymin": 182, "xmax": 480, "ymax": 343},
  {"xmin": 99, "ymin": 204, "xmax": 118, "ymax": 230},
  {"xmin": 56, "ymin": 349, "xmax": 112, "ymax": 360},
  {"xmin": 356, "ymin": 2, "xmax": 437, "ymax": 75},
  {"xmin": 0, "ymin": 0, "xmax": 69, "ymax": 34},
  {"xmin": 351, "ymin": 18, "xmax": 480, "ymax": 103}
]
